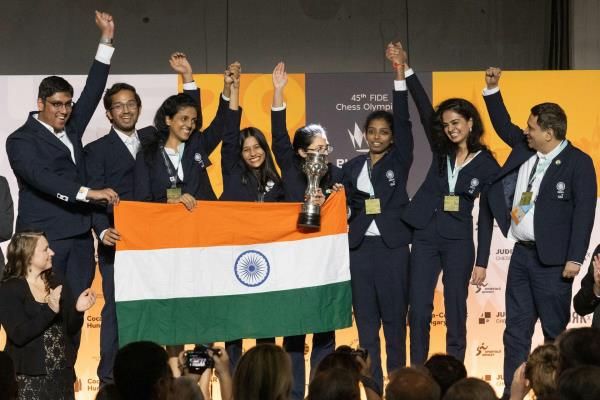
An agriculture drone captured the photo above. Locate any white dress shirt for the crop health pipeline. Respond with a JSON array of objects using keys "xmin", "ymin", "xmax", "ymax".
[
  {"xmin": 508, "ymin": 141, "xmax": 567, "ymax": 241},
  {"xmin": 114, "ymin": 128, "xmax": 140, "ymax": 159}
]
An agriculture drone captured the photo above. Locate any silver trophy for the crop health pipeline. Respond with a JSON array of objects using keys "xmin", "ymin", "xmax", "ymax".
[{"xmin": 298, "ymin": 152, "xmax": 329, "ymax": 229}]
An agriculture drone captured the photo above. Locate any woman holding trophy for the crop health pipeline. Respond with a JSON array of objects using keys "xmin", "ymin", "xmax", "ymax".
[
  {"xmin": 270, "ymin": 61, "xmax": 343, "ymax": 400},
  {"xmin": 340, "ymin": 44, "xmax": 414, "ymax": 393}
]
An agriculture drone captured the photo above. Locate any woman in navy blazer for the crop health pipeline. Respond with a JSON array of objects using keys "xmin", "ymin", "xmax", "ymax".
[
  {"xmin": 270, "ymin": 62, "xmax": 342, "ymax": 400},
  {"xmin": 133, "ymin": 69, "xmax": 232, "ymax": 375},
  {"xmin": 219, "ymin": 65, "xmax": 282, "ymax": 370},
  {"xmin": 394, "ymin": 42, "xmax": 500, "ymax": 365},
  {"xmin": 341, "ymin": 46, "xmax": 413, "ymax": 392}
]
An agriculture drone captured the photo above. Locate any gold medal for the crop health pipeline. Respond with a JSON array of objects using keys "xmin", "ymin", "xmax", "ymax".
[
  {"xmin": 519, "ymin": 191, "xmax": 533, "ymax": 206},
  {"xmin": 166, "ymin": 187, "xmax": 182, "ymax": 200},
  {"xmin": 365, "ymin": 198, "xmax": 381, "ymax": 215},
  {"xmin": 443, "ymin": 195, "xmax": 460, "ymax": 212}
]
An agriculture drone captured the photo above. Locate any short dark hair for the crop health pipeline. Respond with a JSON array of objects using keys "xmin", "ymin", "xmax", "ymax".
[
  {"xmin": 557, "ymin": 327, "xmax": 600, "ymax": 375},
  {"xmin": 530, "ymin": 102, "xmax": 567, "ymax": 140},
  {"xmin": 363, "ymin": 110, "xmax": 393, "ymax": 133},
  {"xmin": 103, "ymin": 82, "xmax": 142, "ymax": 110},
  {"xmin": 307, "ymin": 368, "xmax": 360, "ymax": 400},
  {"xmin": 113, "ymin": 341, "xmax": 172, "ymax": 400},
  {"xmin": 424, "ymin": 354, "xmax": 467, "ymax": 396},
  {"xmin": 292, "ymin": 124, "xmax": 328, "ymax": 153},
  {"xmin": 385, "ymin": 367, "xmax": 441, "ymax": 400},
  {"xmin": 442, "ymin": 377, "xmax": 498, "ymax": 400},
  {"xmin": 38, "ymin": 76, "xmax": 73, "ymax": 101},
  {"xmin": 558, "ymin": 365, "xmax": 600, "ymax": 400}
]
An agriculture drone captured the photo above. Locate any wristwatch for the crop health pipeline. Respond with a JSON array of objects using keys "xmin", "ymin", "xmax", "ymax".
[{"xmin": 100, "ymin": 37, "xmax": 113, "ymax": 46}]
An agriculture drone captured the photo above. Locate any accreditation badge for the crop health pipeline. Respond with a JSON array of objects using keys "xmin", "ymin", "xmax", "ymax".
[
  {"xmin": 365, "ymin": 198, "xmax": 381, "ymax": 215},
  {"xmin": 443, "ymin": 195, "xmax": 460, "ymax": 212},
  {"xmin": 519, "ymin": 191, "xmax": 533, "ymax": 206},
  {"xmin": 511, "ymin": 204, "xmax": 532, "ymax": 225},
  {"xmin": 166, "ymin": 187, "xmax": 182, "ymax": 200}
]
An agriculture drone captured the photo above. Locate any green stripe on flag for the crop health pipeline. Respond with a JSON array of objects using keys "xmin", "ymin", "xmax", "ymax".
[{"xmin": 116, "ymin": 281, "xmax": 352, "ymax": 346}]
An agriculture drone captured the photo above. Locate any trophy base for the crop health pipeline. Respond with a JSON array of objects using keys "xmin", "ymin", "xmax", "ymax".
[{"xmin": 297, "ymin": 212, "xmax": 321, "ymax": 230}]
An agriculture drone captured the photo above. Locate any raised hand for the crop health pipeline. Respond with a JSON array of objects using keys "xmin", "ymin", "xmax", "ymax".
[
  {"xmin": 95, "ymin": 10, "xmax": 114, "ymax": 39},
  {"xmin": 386, "ymin": 42, "xmax": 407, "ymax": 66},
  {"xmin": 485, "ymin": 67, "xmax": 502, "ymax": 90},
  {"xmin": 48, "ymin": 285, "xmax": 63, "ymax": 313},
  {"xmin": 272, "ymin": 62, "xmax": 288, "ymax": 91},
  {"xmin": 223, "ymin": 61, "xmax": 241, "ymax": 98},
  {"xmin": 76, "ymin": 288, "xmax": 97, "ymax": 312},
  {"xmin": 169, "ymin": 52, "xmax": 194, "ymax": 82}
]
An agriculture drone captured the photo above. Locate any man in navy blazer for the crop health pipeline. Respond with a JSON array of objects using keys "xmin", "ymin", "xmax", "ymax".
[
  {"xmin": 482, "ymin": 68, "xmax": 597, "ymax": 399},
  {"xmin": 5, "ymin": 12, "xmax": 119, "ymax": 346}
]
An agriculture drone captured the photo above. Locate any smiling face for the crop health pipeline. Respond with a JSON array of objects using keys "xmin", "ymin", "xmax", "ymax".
[
  {"xmin": 28, "ymin": 236, "xmax": 54, "ymax": 276},
  {"xmin": 524, "ymin": 114, "xmax": 551, "ymax": 152},
  {"xmin": 106, "ymin": 89, "xmax": 140, "ymax": 133},
  {"xmin": 441, "ymin": 110, "xmax": 473, "ymax": 146},
  {"xmin": 37, "ymin": 92, "xmax": 73, "ymax": 132},
  {"xmin": 242, "ymin": 136, "xmax": 266, "ymax": 169},
  {"xmin": 166, "ymin": 106, "xmax": 197, "ymax": 143},
  {"xmin": 366, "ymin": 118, "xmax": 393, "ymax": 154}
]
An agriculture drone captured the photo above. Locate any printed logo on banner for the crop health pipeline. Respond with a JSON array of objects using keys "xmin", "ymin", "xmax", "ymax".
[
  {"xmin": 475, "ymin": 281, "xmax": 502, "ymax": 294},
  {"xmin": 571, "ymin": 311, "xmax": 591, "ymax": 325},
  {"xmin": 481, "ymin": 374, "xmax": 505, "ymax": 389},
  {"xmin": 347, "ymin": 123, "xmax": 369, "ymax": 153},
  {"xmin": 431, "ymin": 312, "xmax": 446, "ymax": 327},
  {"xmin": 495, "ymin": 247, "xmax": 513, "ymax": 261},
  {"xmin": 479, "ymin": 312, "xmax": 492, "ymax": 324},
  {"xmin": 86, "ymin": 314, "xmax": 102, "ymax": 329},
  {"xmin": 475, "ymin": 342, "xmax": 502, "ymax": 357}
]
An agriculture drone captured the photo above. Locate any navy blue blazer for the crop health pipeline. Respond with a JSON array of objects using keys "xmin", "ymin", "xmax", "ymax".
[
  {"xmin": 133, "ymin": 95, "xmax": 230, "ymax": 203},
  {"xmin": 271, "ymin": 109, "xmax": 342, "ymax": 203},
  {"xmin": 84, "ymin": 89, "xmax": 201, "ymax": 238},
  {"xmin": 6, "ymin": 60, "xmax": 109, "ymax": 240},
  {"xmin": 403, "ymin": 74, "xmax": 500, "ymax": 267},
  {"xmin": 483, "ymin": 90, "xmax": 597, "ymax": 265},
  {"xmin": 342, "ymin": 89, "xmax": 413, "ymax": 249},
  {"xmin": 573, "ymin": 244, "xmax": 600, "ymax": 328},
  {"xmin": 219, "ymin": 108, "xmax": 285, "ymax": 202}
]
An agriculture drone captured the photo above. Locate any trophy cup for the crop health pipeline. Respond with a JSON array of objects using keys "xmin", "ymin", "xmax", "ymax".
[{"xmin": 298, "ymin": 152, "xmax": 329, "ymax": 229}]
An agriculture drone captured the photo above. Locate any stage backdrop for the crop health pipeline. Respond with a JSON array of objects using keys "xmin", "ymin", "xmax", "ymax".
[{"xmin": 0, "ymin": 69, "xmax": 599, "ymax": 399}]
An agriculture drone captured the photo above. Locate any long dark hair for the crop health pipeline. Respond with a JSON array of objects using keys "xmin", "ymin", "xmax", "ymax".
[
  {"xmin": 431, "ymin": 98, "xmax": 488, "ymax": 175},
  {"xmin": 142, "ymin": 93, "xmax": 198, "ymax": 165},
  {"xmin": 2, "ymin": 231, "xmax": 53, "ymax": 290},
  {"xmin": 239, "ymin": 127, "xmax": 282, "ymax": 190}
]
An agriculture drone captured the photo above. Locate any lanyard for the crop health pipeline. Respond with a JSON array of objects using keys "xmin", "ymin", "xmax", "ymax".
[
  {"xmin": 160, "ymin": 143, "xmax": 185, "ymax": 189},
  {"xmin": 526, "ymin": 140, "xmax": 567, "ymax": 192},
  {"xmin": 366, "ymin": 157, "xmax": 375, "ymax": 199},
  {"xmin": 446, "ymin": 154, "xmax": 467, "ymax": 194}
]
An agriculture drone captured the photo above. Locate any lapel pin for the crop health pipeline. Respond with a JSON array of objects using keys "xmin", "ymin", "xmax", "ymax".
[{"xmin": 555, "ymin": 159, "xmax": 561, "ymax": 165}]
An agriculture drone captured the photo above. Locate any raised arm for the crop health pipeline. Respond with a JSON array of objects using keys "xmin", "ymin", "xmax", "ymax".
[
  {"xmin": 170, "ymin": 52, "xmax": 203, "ymax": 129},
  {"xmin": 271, "ymin": 62, "xmax": 295, "ymax": 172},
  {"xmin": 482, "ymin": 67, "xmax": 526, "ymax": 148},
  {"xmin": 221, "ymin": 66, "xmax": 242, "ymax": 175},
  {"xmin": 386, "ymin": 42, "xmax": 413, "ymax": 167},
  {"xmin": 68, "ymin": 11, "xmax": 114, "ymax": 136},
  {"xmin": 200, "ymin": 62, "xmax": 240, "ymax": 155}
]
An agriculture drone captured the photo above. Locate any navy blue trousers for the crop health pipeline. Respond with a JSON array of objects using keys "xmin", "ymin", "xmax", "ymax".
[
  {"xmin": 284, "ymin": 331, "xmax": 335, "ymax": 400},
  {"xmin": 225, "ymin": 337, "xmax": 275, "ymax": 372},
  {"xmin": 350, "ymin": 236, "xmax": 410, "ymax": 390},
  {"xmin": 502, "ymin": 243, "xmax": 572, "ymax": 398},
  {"xmin": 49, "ymin": 232, "xmax": 95, "ymax": 351},
  {"xmin": 96, "ymin": 247, "xmax": 118, "ymax": 385},
  {"xmin": 408, "ymin": 217, "xmax": 474, "ymax": 365}
]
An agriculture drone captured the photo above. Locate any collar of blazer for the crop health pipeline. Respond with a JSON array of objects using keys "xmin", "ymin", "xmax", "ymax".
[
  {"xmin": 107, "ymin": 128, "xmax": 137, "ymax": 163},
  {"xmin": 493, "ymin": 142, "xmax": 572, "ymax": 184},
  {"xmin": 27, "ymin": 112, "xmax": 75, "ymax": 157}
]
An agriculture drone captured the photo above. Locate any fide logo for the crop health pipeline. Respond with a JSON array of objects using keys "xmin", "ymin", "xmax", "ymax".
[
  {"xmin": 347, "ymin": 123, "xmax": 369, "ymax": 153},
  {"xmin": 234, "ymin": 250, "xmax": 270, "ymax": 287}
]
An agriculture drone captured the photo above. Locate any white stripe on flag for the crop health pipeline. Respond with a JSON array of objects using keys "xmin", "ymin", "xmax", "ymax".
[{"xmin": 115, "ymin": 233, "xmax": 350, "ymax": 302}]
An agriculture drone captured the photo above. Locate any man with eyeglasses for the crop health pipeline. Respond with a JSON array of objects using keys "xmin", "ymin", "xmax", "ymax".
[{"xmin": 5, "ymin": 11, "xmax": 118, "ymax": 351}]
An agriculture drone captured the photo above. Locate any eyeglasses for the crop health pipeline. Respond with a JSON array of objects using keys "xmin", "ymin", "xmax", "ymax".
[
  {"xmin": 46, "ymin": 100, "xmax": 74, "ymax": 111},
  {"xmin": 306, "ymin": 145, "xmax": 333, "ymax": 154},
  {"xmin": 111, "ymin": 101, "xmax": 139, "ymax": 112}
]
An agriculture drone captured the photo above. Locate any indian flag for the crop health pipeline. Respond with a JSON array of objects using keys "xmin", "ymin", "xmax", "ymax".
[{"xmin": 113, "ymin": 192, "xmax": 352, "ymax": 346}]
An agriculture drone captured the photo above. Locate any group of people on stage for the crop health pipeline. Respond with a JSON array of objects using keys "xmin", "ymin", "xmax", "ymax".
[{"xmin": 0, "ymin": 9, "xmax": 598, "ymax": 400}]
